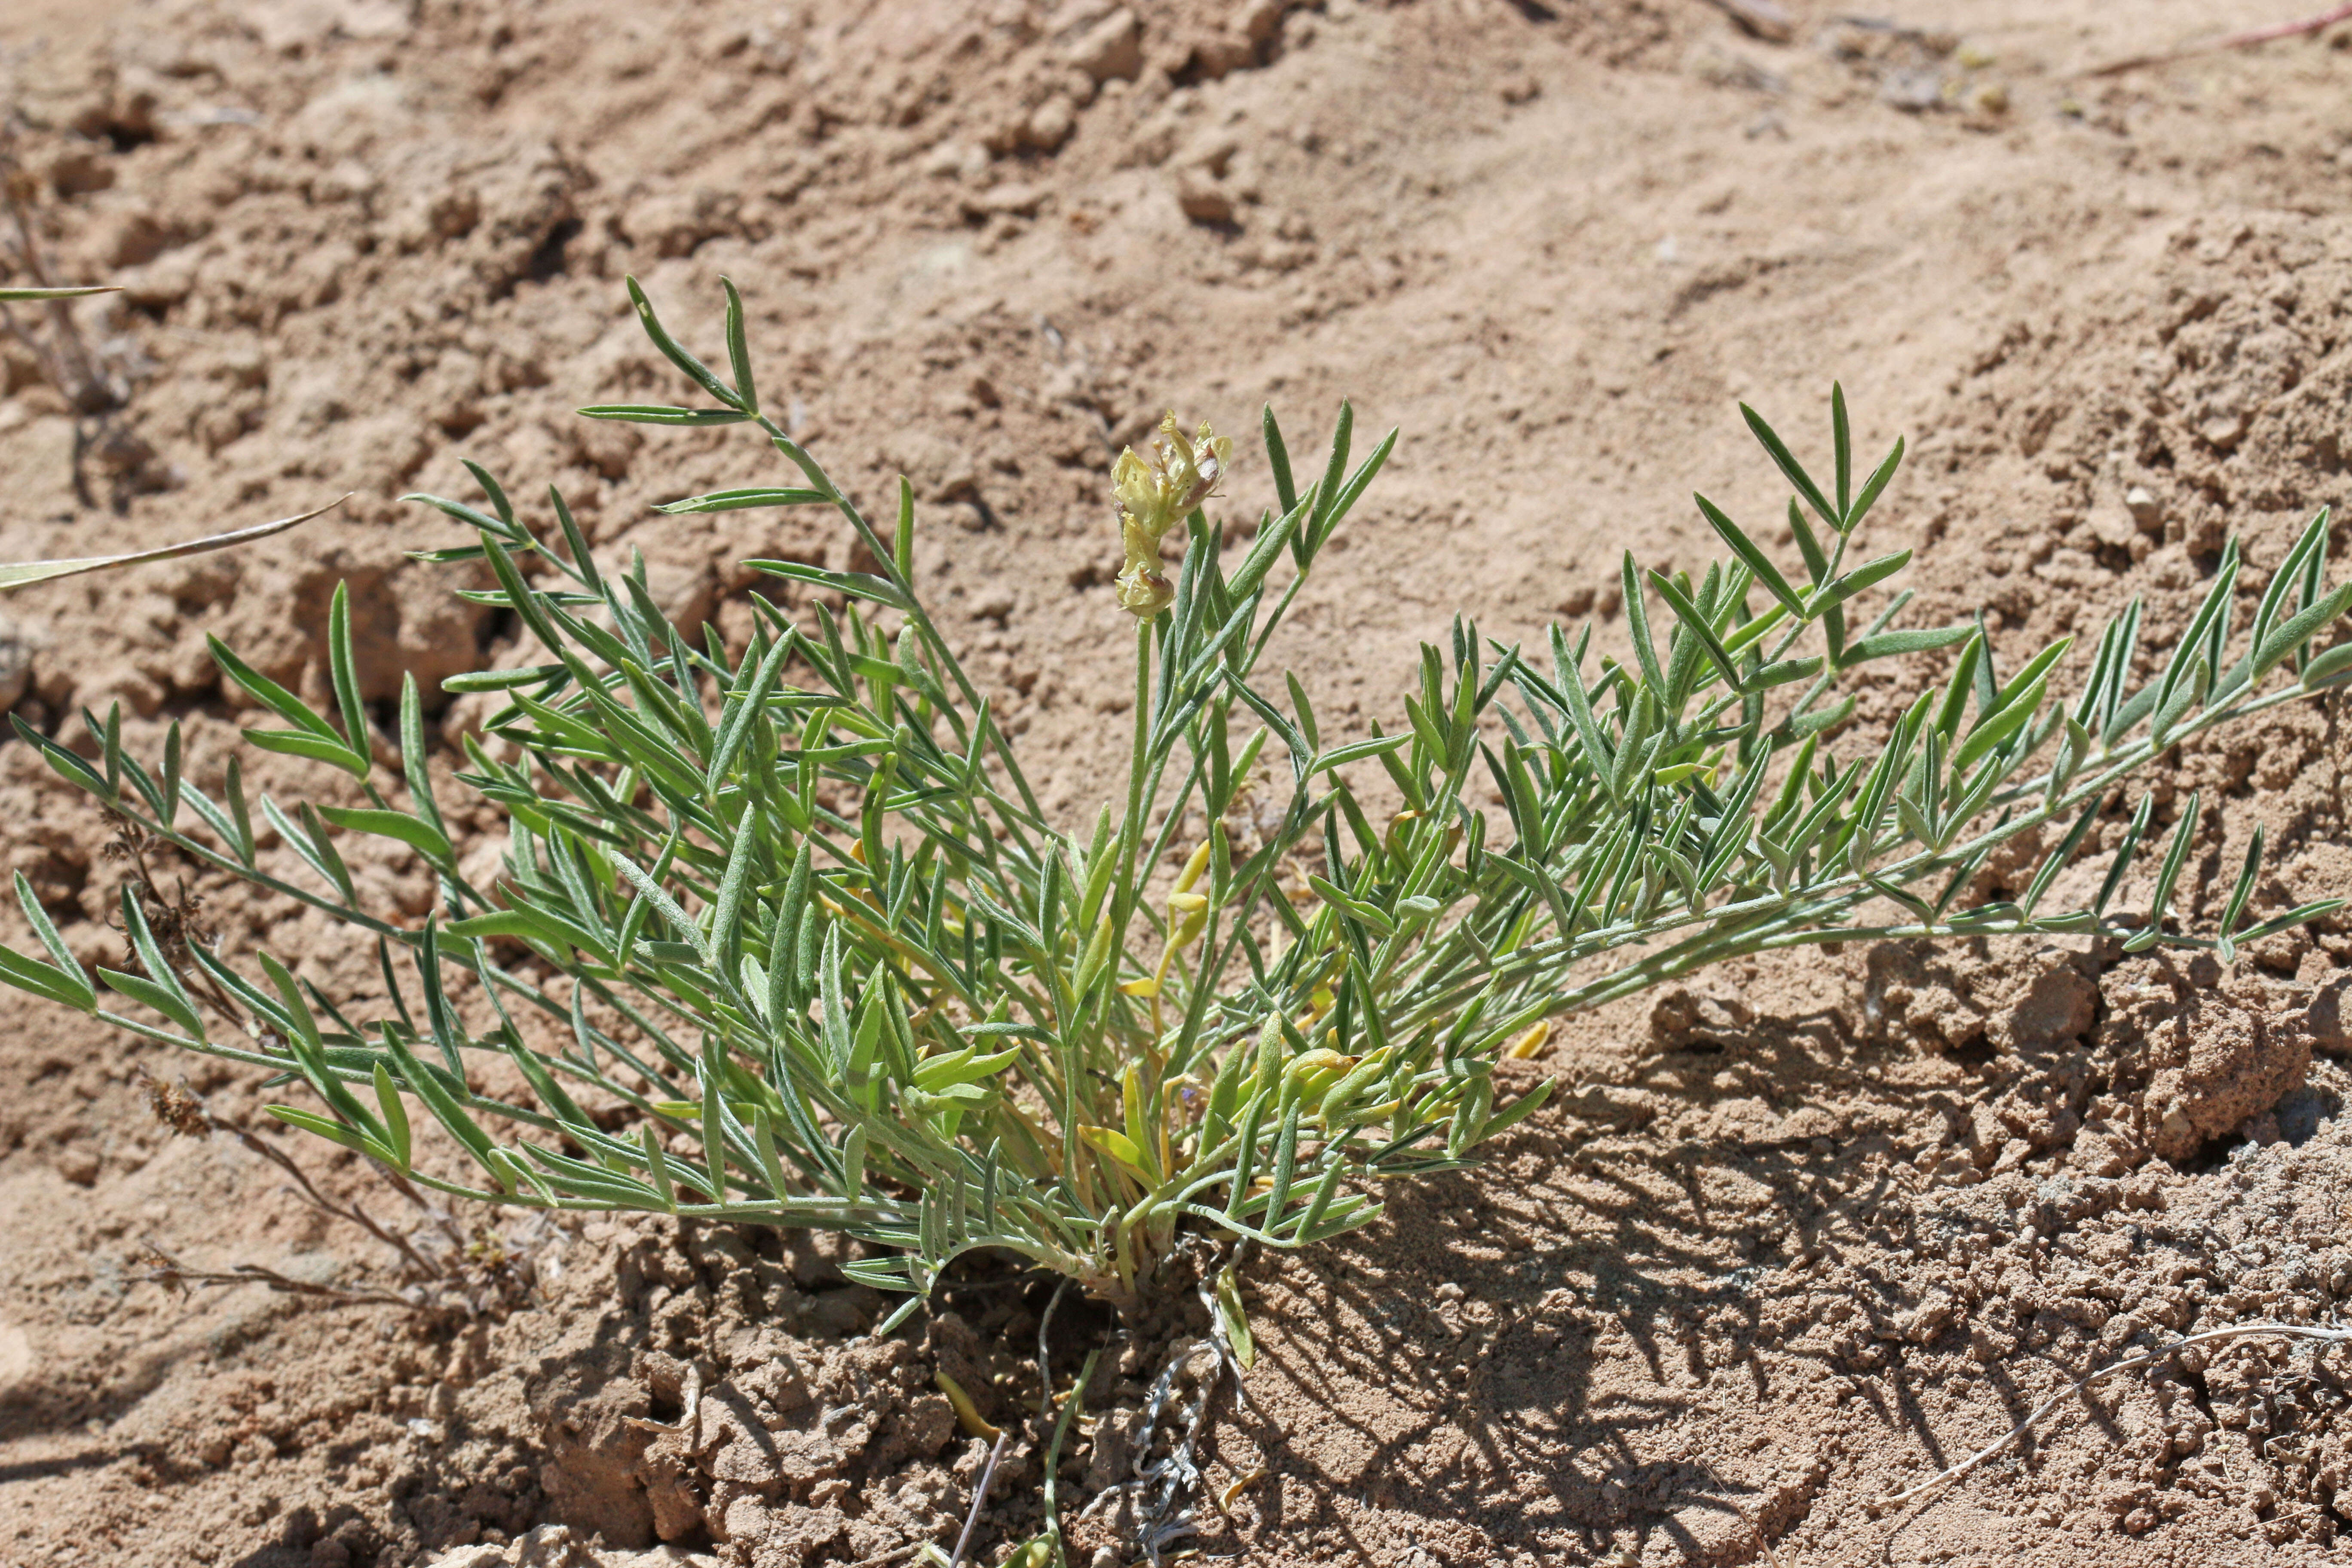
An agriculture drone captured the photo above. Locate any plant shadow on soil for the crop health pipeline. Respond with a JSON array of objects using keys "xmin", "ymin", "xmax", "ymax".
[
  {"xmin": 1171, "ymin": 933, "xmax": 2352, "ymax": 1565},
  {"xmin": 1227, "ymin": 1031, "xmax": 1895, "ymax": 1556}
]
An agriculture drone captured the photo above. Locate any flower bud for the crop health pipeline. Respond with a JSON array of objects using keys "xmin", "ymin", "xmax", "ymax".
[
  {"xmin": 1167, "ymin": 889, "xmax": 1210, "ymax": 949},
  {"xmin": 1282, "ymin": 1047, "xmax": 1357, "ymax": 1111}
]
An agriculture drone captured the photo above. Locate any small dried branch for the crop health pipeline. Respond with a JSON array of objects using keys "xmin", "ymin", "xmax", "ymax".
[
  {"xmin": 1700, "ymin": 0, "xmax": 1795, "ymax": 46},
  {"xmin": 1874, "ymin": 1321, "xmax": 2352, "ymax": 1512},
  {"xmin": 135, "ymin": 1243, "xmax": 420, "ymax": 1311},
  {"xmin": 132, "ymin": 1066, "xmax": 522, "ymax": 1310},
  {"xmin": 946, "ymin": 1427, "xmax": 1011, "ymax": 1568},
  {"xmin": 108, "ymin": 817, "xmax": 245, "ymax": 1026},
  {"xmin": 227, "ymin": 1117, "xmax": 447, "ymax": 1280},
  {"xmin": 0, "ymin": 141, "xmax": 116, "ymax": 416}
]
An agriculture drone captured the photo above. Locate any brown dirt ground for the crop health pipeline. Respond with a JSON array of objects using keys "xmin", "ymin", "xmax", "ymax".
[{"xmin": 3, "ymin": 1, "xmax": 2352, "ymax": 1565}]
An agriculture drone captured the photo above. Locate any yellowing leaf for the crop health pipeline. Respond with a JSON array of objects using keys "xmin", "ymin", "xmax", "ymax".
[
  {"xmin": 1219, "ymin": 1466, "xmax": 1268, "ymax": 1511},
  {"xmin": 1172, "ymin": 839, "xmax": 1213, "ymax": 894},
  {"xmin": 1078, "ymin": 1124, "xmax": 1154, "ymax": 1184},
  {"xmin": 933, "ymin": 1369, "xmax": 1001, "ymax": 1440},
  {"xmin": 1506, "ymin": 1021, "xmax": 1553, "ymax": 1060}
]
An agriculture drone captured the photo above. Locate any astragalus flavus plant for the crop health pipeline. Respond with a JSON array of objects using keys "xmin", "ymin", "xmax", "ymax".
[{"xmin": 6, "ymin": 278, "xmax": 2347, "ymax": 1328}]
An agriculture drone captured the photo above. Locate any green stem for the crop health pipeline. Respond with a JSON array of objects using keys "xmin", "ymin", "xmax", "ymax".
[{"xmin": 1112, "ymin": 618, "xmax": 1156, "ymax": 944}]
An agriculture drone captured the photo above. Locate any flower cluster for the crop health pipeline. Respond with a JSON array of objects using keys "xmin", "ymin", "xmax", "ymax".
[{"xmin": 1113, "ymin": 412, "xmax": 1233, "ymax": 616}]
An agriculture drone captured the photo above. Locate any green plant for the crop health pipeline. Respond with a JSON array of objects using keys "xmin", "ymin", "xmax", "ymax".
[{"xmin": 5, "ymin": 279, "xmax": 2343, "ymax": 1326}]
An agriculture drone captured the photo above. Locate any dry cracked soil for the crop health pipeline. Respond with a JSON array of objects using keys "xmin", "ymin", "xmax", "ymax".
[{"xmin": 3, "ymin": 1, "xmax": 2352, "ymax": 1566}]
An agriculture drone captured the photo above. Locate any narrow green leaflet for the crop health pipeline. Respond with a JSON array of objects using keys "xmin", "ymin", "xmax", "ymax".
[
  {"xmin": 0, "ymin": 285, "xmax": 116, "ymax": 301},
  {"xmin": 656, "ymin": 487, "xmax": 830, "ymax": 514},
  {"xmin": 578, "ymin": 405, "xmax": 750, "ymax": 426}
]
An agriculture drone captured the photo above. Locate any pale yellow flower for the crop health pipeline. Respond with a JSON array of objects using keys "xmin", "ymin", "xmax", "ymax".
[{"xmin": 1112, "ymin": 412, "xmax": 1234, "ymax": 619}]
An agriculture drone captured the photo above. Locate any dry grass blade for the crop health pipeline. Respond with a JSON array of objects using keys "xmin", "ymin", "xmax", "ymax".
[
  {"xmin": 1874, "ymin": 1321, "xmax": 2352, "ymax": 1513},
  {"xmin": 2090, "ymin": 3, "xmax": 2352, "ymax": 76},
  {"xmin": 0, "ymin": 496, "xmax": 347, "ymax": 590}
]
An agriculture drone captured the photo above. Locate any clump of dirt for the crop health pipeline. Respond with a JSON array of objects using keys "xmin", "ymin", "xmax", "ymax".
[{"xmin": 5, "ymin": 2, "xmax": 2352, "ymax": 1566}]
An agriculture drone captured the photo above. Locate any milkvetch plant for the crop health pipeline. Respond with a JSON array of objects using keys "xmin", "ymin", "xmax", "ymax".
[{"xmin": 6, "ymin": 279, "xmax": 2345, "ymax": 1323}]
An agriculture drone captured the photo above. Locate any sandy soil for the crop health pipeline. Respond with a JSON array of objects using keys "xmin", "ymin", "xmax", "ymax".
[{"xmin": 2, "ymin": 1, "xmax": 2352, "ymax": 1565}]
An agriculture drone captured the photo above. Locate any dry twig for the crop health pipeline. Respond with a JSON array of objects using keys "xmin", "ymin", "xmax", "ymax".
[
  {"xmin": 132, "ymin": 1065, "xmax": 529, "ymax": 1313},
  {"xmin": 1874, "ymin": 1321, "xmax": 2352, "ymax": 1513},
  {"xmin": 0, "ymin": 140, "xmax": 117, "ymax": 416},
  {"xmin": 135, "ymin": 1243, "xmax": 420, "ymax": 1311},
  {"xmin": 947, "ymin": 1427, "xmax": 1011, "ymax": 1568},
  {"xmin": 227, "ymin": 1115, "xmax": 447, "ymax": 1280},
  {"xmin": 839, "ymin": 1544, "xmax": 931, "ymax": 1568},
  {"xmin": 1701, "ymin": 0, "xmax": 1795, "ymax": 45}
]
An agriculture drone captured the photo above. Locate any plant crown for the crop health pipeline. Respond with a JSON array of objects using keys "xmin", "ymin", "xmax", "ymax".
[{"xmin": 5, "ymin": 279, "xmax": 2346, "ymax": 1319}]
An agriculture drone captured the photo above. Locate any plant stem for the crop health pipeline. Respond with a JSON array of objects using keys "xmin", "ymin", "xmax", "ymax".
[{"xmin": 1112, "ymin": 617, "xmax": 1156, "ymax": 962}]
